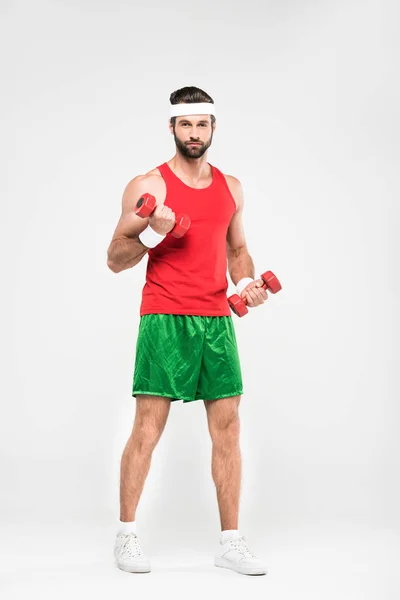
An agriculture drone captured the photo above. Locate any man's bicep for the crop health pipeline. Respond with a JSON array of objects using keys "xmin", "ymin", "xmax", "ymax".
[
  {"xmin": 227, "ymin": 209, "xmax": 247, "ymax": 252},
  {"xmin": 226, "ymin": 178, "xmax": 247, "ymax": 252},
  {"xmin": 109, "ymin": 177, "xmax": 149, "ymax": 243}
]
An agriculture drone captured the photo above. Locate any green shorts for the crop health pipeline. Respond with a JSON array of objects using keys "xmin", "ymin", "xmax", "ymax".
[{"xmin": 132, "ymin": 314, "xmax": 243, "ymax": 403}]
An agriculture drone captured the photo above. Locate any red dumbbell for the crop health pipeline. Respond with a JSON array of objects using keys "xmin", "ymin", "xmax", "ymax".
[
  {"xmin": 228, "ymin": 270, "xmax": 282, "ymax": 317},
  {"xmin": 135, "ymin": 193, "xmax": 190, "ymax": 238}
]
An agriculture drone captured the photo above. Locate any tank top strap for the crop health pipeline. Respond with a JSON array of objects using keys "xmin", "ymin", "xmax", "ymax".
[
  {"xmin": 208, "ymin": 164, "xmax": 235, "ymax": 199},
  {"xmin": 209, "ymin": 164, "xmax": 224, "ymax": 182},
  {"xmin": 156, "ymin": 162, "xmax": 174, "ymax": 182}
]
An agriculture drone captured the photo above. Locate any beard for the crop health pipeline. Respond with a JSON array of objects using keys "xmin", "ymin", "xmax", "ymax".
[{"xmin": 173, "ymin": 127, "xmax": 214, "ymax": 159}]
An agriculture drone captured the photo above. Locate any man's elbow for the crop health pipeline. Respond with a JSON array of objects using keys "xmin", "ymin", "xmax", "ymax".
[
  {"xmin": 107, "ymin": 255, "xmax": 144, "ymax": 272},
  {"xmin": 106, "ymin": 251, "xmax": 123, "ymax": 273},
  {"xmin": 107, "ymin": 259, "xmax": 122, "ymax": 273}
]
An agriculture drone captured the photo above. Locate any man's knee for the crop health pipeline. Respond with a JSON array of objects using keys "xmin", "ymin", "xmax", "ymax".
[
  {"xmin": 212, "ymin": 418, "xmax": 240, "ymax": 445},
  {"xmin": 205, "ymin": 397, "xmax": 241, "ymax": 444},
  {"xmin": 132, "ymin": 395, "xmax": 171, "ymax": 449}
]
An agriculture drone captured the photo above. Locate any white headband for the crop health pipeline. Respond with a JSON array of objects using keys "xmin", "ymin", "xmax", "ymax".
[{"xmin": 170, "ymin": 102, "xmax": 216, "ymax": 117}]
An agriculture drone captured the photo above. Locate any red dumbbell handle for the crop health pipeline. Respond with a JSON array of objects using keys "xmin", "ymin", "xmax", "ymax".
[
  {"xmin": 241, "ymin": 272, "xmax": 282, "ymax": 304},
  {"xmin": 241, "ymin": 284, "xmax": 270, "ymax": 305},
  {"xmin": 135, "ymin": 194, "xmax": 190, "ymax": 238},
  {"xmin": 228, "ymin": 271, "xmax": 282, "ymax": 318}
]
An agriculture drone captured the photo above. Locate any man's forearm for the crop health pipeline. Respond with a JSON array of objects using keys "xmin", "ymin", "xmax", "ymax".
[
  {"xmin": 227, "ymin": 246, "xmax": 255, "ymax": 286},
  {"xmin": 107, "ymin": 236, "xmax": 149, "ymax": 273}
]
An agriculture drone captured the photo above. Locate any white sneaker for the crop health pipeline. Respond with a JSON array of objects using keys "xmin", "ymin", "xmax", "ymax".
[
  {"xmin": 214, "ymin": 535, "xmax": 267, "ymax": 575},
  {"xmin": 114, "ymin": 532, "xmax": 151, "ymax": 573}
]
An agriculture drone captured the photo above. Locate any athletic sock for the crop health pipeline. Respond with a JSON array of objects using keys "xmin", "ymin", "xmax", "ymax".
[
  {"xmin": 118, "ymin": 519, "xmax": 137, "ymax": 535},
  {"xmin": 220, "ymin": 529, "xmax": 240, "ymax": 544}
]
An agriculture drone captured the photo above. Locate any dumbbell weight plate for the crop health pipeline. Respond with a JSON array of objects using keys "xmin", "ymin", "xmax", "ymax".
[
  {"xmin": 171, "ymin": 214, "xmax": 191, "ymax": 238},
  {"xmin": 227, "ymin": 293, "xmax": 249, "ymax": 317},
  {"xmin": 261, "ymin": 271, "xmax": 282, "ymax": 293},
  {"xmin": 135, "ymin": 193, "xmax": 156, "ymax": 218}
]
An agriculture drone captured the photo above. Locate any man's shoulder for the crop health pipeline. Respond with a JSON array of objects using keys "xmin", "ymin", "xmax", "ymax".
[
  {"xmin": 214, "ymin": 168, "xmax": 241, "ymax": 189},
  {"xmin": 144, "ymin": 166, "xmax": 164, "ymax": 178},
  {"xmin": 124, "ymin": 168, "xmax": 165, "ymax": 197},
  {"xmin": 222, "ymin": 173, "xmax": 240, "ymax": 185},
  {"xmin": 133, "ymin": 167, "xmax": 163, "ymax": 185},
  {"xmin": 216, "ymin": 171, "xmax": 242, "ymax": 210}
]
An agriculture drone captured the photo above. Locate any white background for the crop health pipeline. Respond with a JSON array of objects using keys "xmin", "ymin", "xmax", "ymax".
[{"xmin": 2, "ymin": 0, "xmax": 399, "ymax": 598}]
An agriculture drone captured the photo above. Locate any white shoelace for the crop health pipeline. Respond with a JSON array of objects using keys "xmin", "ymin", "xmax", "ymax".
[
  {"xmin": 118, "ymin": 533, "xmax": 144, "ymax": 558},
  {"xmin": 228, "ymin": 535, "xmax": 257, "ymax": 558}
]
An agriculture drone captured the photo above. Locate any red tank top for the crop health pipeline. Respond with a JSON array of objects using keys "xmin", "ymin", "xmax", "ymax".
[{"xmin": 140, "ymin": 161, "xmax": 236, "ymax": 316}]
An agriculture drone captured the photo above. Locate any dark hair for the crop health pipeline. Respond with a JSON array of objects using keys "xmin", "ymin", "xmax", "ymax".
[{"xmin": 169, "ymin": 86, "xmax": 216, "ymax": 127}]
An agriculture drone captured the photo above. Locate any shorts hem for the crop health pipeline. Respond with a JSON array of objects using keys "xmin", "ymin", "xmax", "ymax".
[
  {"xmin": 199, "ymin": 390, "xmax": 244, "ymax": 401},
  {"xmin": 140, "ymin": 310, "xmax": 232, "ymax": 317},
  {"xmin": 132, "ymin": 390, "xmax": 243, "ymax": 402},
  {"xmin": 132, "ymin": 390, "xmax": 193, "ymax": 401}
]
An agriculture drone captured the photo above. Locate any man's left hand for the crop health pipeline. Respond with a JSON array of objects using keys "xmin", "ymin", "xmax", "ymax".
[{"xmin": 240, "ymin": 279, "xmax": 268, "ymax": 308}]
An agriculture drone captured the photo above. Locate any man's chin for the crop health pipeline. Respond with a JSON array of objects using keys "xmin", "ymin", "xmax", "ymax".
[
  {"xmin": 180, "ymin": 147, "xmax": 206, "ymax": 158},
  {"xmin": 187, "ymin": 148, "xmax": 204, "ymax": 156}
]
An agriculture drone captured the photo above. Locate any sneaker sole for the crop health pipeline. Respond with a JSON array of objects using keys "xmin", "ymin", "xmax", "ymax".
[
  {"xmin": 117, "ymin": 562, "xmax": 151, "ymax": 573},
  {"xmin": 214, "ymin": 556, "xmax": 267, "ymax": 576}
]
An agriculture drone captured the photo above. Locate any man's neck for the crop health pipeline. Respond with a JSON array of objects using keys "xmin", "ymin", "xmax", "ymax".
[{"xmin": 168, "ymin": 153, "xmax": 211, "ymax": 180}]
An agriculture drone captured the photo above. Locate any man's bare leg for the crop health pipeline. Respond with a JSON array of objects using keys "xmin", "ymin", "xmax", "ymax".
[
  {"xmin": 203, "ymin": 395, "xmax": 241, "ymax": 530},
  {"xmin": 120, "ymin": 395, "xmax": 171, "ymax": 522}
]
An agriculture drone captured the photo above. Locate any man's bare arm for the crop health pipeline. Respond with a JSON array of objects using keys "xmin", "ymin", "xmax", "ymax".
[
  {"xmin": 106, "ymin": 176, "xmax": 152, "ymax": 273},
  {"xmin": 226, "ymin": 176, "xmax": 269, "ymax": 308},
  {"xmin": 226, "ymin": 177, "xmax": 255, "ymax": 285}
]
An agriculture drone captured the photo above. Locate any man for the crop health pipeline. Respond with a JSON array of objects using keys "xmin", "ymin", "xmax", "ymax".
[{"xmin": 107, "ymin": 86, "xmax": 268, "ymax": 576}]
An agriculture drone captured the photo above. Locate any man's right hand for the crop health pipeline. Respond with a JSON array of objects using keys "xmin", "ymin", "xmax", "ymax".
[
  {"xmin": 148, "ymin": 204, "xmax": 177, "ymax": 236},
  {"xmin": 107, "ymin": 174, "xmax": 164, "ymax": 272}
]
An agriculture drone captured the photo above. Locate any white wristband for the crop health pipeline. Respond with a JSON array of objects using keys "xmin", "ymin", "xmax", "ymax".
[
  {"xmin": 236, "ymin": 277, "xmax": 254, "ymax": 295},
  {"xmin": 139, "ymin": 224, "xmax": 166, "ymax": 248}
]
